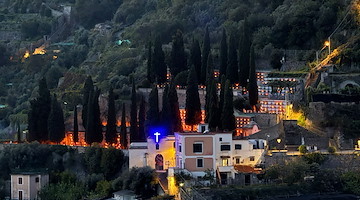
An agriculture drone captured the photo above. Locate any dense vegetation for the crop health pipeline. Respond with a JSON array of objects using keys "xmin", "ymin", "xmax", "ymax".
[{"xmin": 0, "ymin": 143, "xmax": 159, "ymax": 199}]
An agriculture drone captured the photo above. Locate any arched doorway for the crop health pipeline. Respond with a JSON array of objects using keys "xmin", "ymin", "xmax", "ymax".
[{"xmin": 155, "ymin": 154, "xmax": 164, "ymax": 170}]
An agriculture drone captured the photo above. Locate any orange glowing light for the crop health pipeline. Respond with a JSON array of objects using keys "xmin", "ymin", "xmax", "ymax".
[
  {"xmin": 23, "ymin": 51, "xmax": 30, "ymax": 59},
  {"xmin": 33, "ymin": 46, "xmax": 46, "ymax": 55},
  {"xmin": 324, "ymin": 41, "xmax": 330, "ymax": 47}
]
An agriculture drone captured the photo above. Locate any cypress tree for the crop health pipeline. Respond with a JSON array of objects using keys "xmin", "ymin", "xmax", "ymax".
[
  {"xmin": 120, "ymin": 103, "xmax": 128, "ymax": 149},
  {"xmin": 201, "ymin": 26, "xmax": 210, "ymax": 85},
  {"xmin": 220, "ymin": 28, "xmax": 228, "ymax": 78},
  {"xmin": 48, "ymin": 94, "xmax": 65, "ymax": 143},
  {"xmin": 168, "ymin": 82, "xmax": 182, "ymax": 133},
  {"xmin": 248, "ymin": 46, "xmax": 258, "ymax": 110},
  {"xmin": 93, "ymin": 88, "xmax": 103, "ymax": 143},
  {"xmin": 190, "ymin": 38, "xmax": 202, "ymax": 83},
  {"xmin": 138, "ymin": 96, "xmax": 146, "ymax": 141},
  {"xmin": 239, "ymin": 20, "xmax": 251, "ymax": 87},
  {"xmin": 145, "ymin": 85, "xmax": 159, "ymax": 133},
  {"xmin": 17, "ymin": 123, "xmax": 21, "ymax": 143},
  {"xmin": 208, "ymin": 79, "xmax": 220, "ymax": 131},
  {"xmin": 73, "ymin": 105, "xmax": 79, "ymax": 143},
  {"xmin": 28, "ymin": 77, "xmax": 51, "ymax": 142},
  {"xmin": 221, "ymin": 80, "xmax": 236, "ymax": 132},
  {"xmin": 130, "ymin": 80, "xmax": 138, "ymax": 142},
  {"xmin": 218, "ymin": 74, "xmax": 226, "ymax": 129},
  {"xmin": 205, "ymin": 53, "xmax": 214, "ymax": 123},
  {"xmin": 82, "ymin": 76, "xmax": 94, "ymax": 129},
  {"xmin": 226, "ymin": 32, "xmax": 238, "ymax": 84},
  {"xmin": 152, "ymin": 36, "xmax": 167, "ymax": 84},
  {"xmin": 170, "ymin": 30, "xmax": 187, "ymax": 79},
  {"xmin": 160, "ymin": 85, "xmax": 171, "ymax": 136},
  {"xmin": 147, "ymin": 41, "xmax": 155, "ymax": 83},
  {"xmin": 185, "ymin": 66, "xmax": 202, "ymax": 130},
  {"xmin": 106, "ymin": 87, "xmax": 117, "ymax": 144},
  {"xmin": 85, "ymin": 88, "xmax": 102, "ymax": 144}
]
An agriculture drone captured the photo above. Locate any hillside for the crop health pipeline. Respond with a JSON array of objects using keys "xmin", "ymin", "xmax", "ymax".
[{"xmin": 0, "ymin": 0, "xmax": 359, "ymax": 137}]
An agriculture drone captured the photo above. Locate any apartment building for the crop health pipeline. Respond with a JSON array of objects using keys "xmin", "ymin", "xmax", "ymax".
[{"xmin": 10, "ymin": 172, "xmax": 49, "ymax": 200}]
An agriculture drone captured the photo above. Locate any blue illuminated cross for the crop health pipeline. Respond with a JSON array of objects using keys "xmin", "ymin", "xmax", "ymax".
[{"xmin": 154, "ymin": 132, "xmax": 161, "ymax": 143}]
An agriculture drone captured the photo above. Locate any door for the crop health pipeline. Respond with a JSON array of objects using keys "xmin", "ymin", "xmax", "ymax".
[
  {"xmin": 155, "ymin": 154, "xmax": 164, "ymax": 170},
  {"xmin": 19, "ymin": 191, "xmax": 23, "ymax": 200},
  {"xmin": 245, "ymin": 174, "xmax": 251, "ymax": 185}
]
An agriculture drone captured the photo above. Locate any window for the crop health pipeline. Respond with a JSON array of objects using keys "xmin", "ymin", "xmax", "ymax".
[
  {"xmin": 197, "ymin": 158, "xmax": 203, "ymax": 168},
  {"xmin": 222, "ymin": 158, "xmax": 228, "ymax": 166},
  {"xmin": 193, "ymin": 143, "xmax": 203, "ymax": 153},
  {"xmin": 173, "ymin": 142, "xmax": 176, "ymax": 148},
  {"xmin": 35, "ymin": 177, "xmax": 39, "ymax": 183},
  {"xmin": 219, "ymin": 137, "xmax": 222, "ymax": 141},
  {"xmin": 156, "ymin": 143, "xmax": 159, "ymax": 150},
  {"xmin": 250, "ymin": 156, "xmax": 255, "ymax": 161},
  {"xmin": 179, "ymin": 144, "xmax": 182, "ymax": 152},
  {"xmin": 236, "ymin": 158, "xmax": 240, "ymax": 164},
  {"xmin": 235, "ymin": 144, "xmax": 242, "ymax": 150},
  {"xmin": 220, "ymin": 145, "xmax": 230, "ymax": 151},
  {"xmin": 18, "ymin": 177, "xmax": 22, "ymax": 185}
]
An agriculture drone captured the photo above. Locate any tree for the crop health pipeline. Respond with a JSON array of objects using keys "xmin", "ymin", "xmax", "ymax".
[
  {"xmin": 85, "ymin": 88, "xmax": 102, "ymax": 144},
  {"xmin": 138, "ymin": 96, "xmax": 146, "ymax": 142},
  {"xmin": 48, "ymin": 94, "xmax": 65, "ymax": 143},
  {"xmin": 82, "ymin": 76, "xmax": 94, "ymax": 129},
  {"xmin": 105, "ymin": 87, "xmax": 117, "ymax": 144},
  {"xmin": 120, "ymin": 103, "xmax": 127, "ymax": 149},
  {"xmin": 73, "ymin": 106, "xmax": 79, "ymax": 143},
  {"xmin": 208, "ymin": 79, "xmax": 220, "ymax": 131},
  {"xmin": 168, "ymin": 82, "xmax": 182, "ymax": 133},
  {"xmin": 226, "ymin": 32, "xmax": 238, "ymax": 84},
  {"xmin": 205, "ymin": 53, "xmax": 214, "ymax": 123},
  {"xmin": 160, "ymin": 85, "xmax": 171, "ymax": 136},
  {"xmin": 238, "ymin": 20, "xmax": 251, "ymax": 87},
  {"xmin": 170, "ymin": 30, "xmax": 187, "ymax": 79},
  {"xmin": 130, "ymin": 80, "xmax": 138, "ymax": 142},
  {"xmin": 201, "ymin": 26, "xmax": 211, "ymax": 85},
  {"xmin": 147, "ymin": 41, "xmax": 155, "ymax": 83},
  {"xmin": 220, "ymin": 28, "xmax": 228, "ymax": 78},
  {"xmin": 248, "ymin": 46, "xmax": 258, "ymax": 109},
  {"xmin": 190, "ymin": 38, "xmax": 202, "ymax": 83},
  {"xmin": 16, "ymin": 123, "xmax": 21, "ymax": 143},
  {"xmin": 28, "ymin": 77, "xmax": 51, "ymax": 142},
  {"xmin": 152, "ymin": 36, "xmax": 167, "ymax": 83},
  {"xmin": 218, "ymin": 75, "xmax": 226, "ymax": 129},
  {"xmin": 221, "ymin": 80, "xmax": 236, "ymax": 132},
  {"xmin": 145, "ymin": 85, "xmax": 159, "ymax": 133},
  {"xmin": 185, "ymin": 66, "xmax": 202, "ymax": 130}
]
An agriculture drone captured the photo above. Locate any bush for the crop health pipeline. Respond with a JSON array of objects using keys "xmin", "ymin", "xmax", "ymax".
[
  {"xmin": 328, "ymin": 146, "xmax": 336, "ymax": 154},
  {"xmin": 298, "ymin": 145, "xmax": 308, "ymax": 154}
]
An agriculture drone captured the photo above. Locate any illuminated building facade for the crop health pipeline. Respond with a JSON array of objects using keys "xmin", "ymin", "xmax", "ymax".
[
  {"xmin": 174, "ymin": 131, "xmax": 266, "ymax": 183},
  {"xmin": 259, "ymin": 99, "xmax": 289, "ymax": 115},
  {"xmin": 129, "ymin": 134, "xmax": 176, "ymax": 171},
  {"xmin": 179, "ymin": 108, "xmax": 206, "ymax": 132},
  {"xmin": 256, "ymin": 71, "xmax": 298, "ymax": 98}
]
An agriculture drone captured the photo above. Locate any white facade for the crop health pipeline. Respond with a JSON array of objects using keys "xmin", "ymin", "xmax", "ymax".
[
  {"xmin": 11, "ymin": 173, "xmax": 49, "ymax": 200},
  {"xmin": 129, "ymin": 136, "xmax": 176, "ymax": 170},
  {"xmin": 175, "ymin": 132, "xmax": 267, "ymax": 179}
]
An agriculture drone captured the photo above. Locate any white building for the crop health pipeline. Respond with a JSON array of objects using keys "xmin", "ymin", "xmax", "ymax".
[
  {"xmin": 175, "ymin": 131, "xmax": 266, "ymax": 184},
  {"xmin": 10, "ymin": 172, "xmax": 49, "ymax": 200}
]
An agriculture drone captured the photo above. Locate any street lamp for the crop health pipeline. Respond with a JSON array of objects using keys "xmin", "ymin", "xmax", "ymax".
[{"xmin": 316, "ymin": 39, "xmax": 331, "ymax": 63}]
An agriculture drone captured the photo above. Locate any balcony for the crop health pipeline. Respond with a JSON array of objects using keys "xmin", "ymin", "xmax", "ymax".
[{"xmin": 217, "ymin": 165, "xmax": 233, "ymax": 172}]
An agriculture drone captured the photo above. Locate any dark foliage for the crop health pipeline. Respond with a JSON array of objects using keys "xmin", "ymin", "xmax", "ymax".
[
  {"xmin": 170, "ymin": 30, "xmax": 187, "ymax": 79},
  {"xmin": 48, "ymin": 94, "xmax": 65, "ymax": 143},
  {"xmin": 105, "ymin": 87, "xmax": 117, "ymax": 144},
  {"xmin": 130, "ymin": 80, "xmax": 138, "ymax": 142},
  {"xmin": 185, "ymin": 66, "xmax": 201, "ymax": 129}
]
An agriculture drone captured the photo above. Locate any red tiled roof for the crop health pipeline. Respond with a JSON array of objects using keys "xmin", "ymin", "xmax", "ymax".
[{"xmin": 234, "ymin": 165, "xmax": 262, "ymax": 174}]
